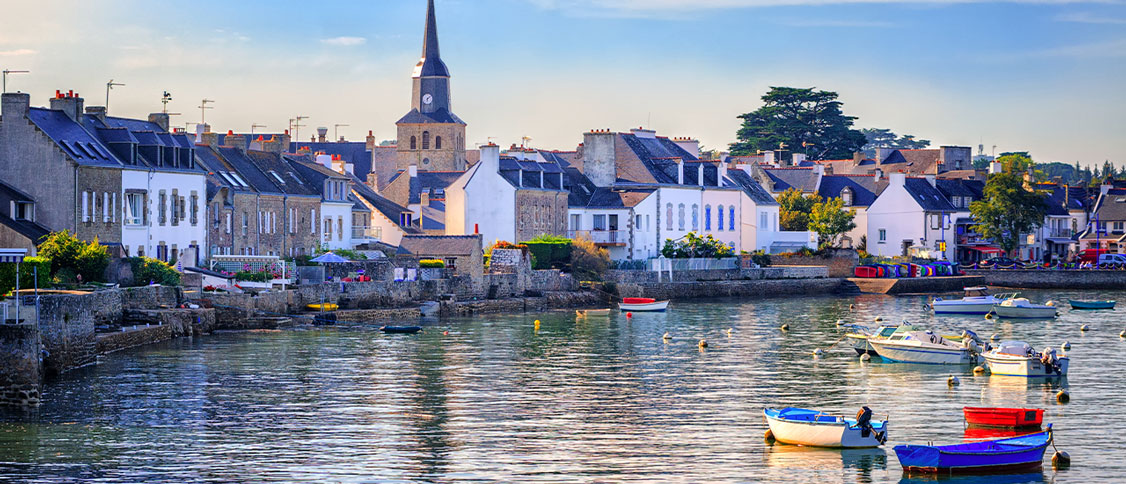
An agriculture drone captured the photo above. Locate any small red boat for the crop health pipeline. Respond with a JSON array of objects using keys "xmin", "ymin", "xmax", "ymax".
[{"xmin": 963, "ymin": 407, "xmax": 1043, "ymax": 428}]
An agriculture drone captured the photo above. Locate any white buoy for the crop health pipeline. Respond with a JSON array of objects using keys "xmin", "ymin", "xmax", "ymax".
[
  {"xmin": 1120, "ymin": 329, "xmax": 1126, "ymax": 338},
  {"xmin": 849, "ymin": 304, "xmax": 855, "ymax": 310},
  {"xmin": 663, "ymin": 332, "xmax": 671, "ymax": 341},
  {"xmin": 727, "ymin": 328, "xmax": 734, "ymax": 337},
  {"xmin": 836, "ymin": 319, "xmax": 846, "ymax": 326},
  {"xmin": 860, "ymin": 353, "xmax": 872, "ymax": 362},
  {"xmin": 973, "ymin": 365, "xmax": 986, "ymax": 374},
  {"xmin": 948, "ymin": 375, "xmax": 960, "ymax": 386},
  {"xmin": 1062, "ymin": 341, "xmax": 1072, "ymax": 351},
  {"xmin": 985, "ymin": 313, "xmax": 994, "ymax": 320},
  {"xmin": 1057, "ymin": 389, "xmax": 1070, "ymax": 404},
  {"xmin": 780, "ymin": 323, "xmax": 790, "ymax": 331},
  {"xmin": 1080, "ymin": 324, "xmax": 1090, "ymax": 332},
  {"xmin": 813, "ymin": 348, "xmax": 824, "ymax": 357}
]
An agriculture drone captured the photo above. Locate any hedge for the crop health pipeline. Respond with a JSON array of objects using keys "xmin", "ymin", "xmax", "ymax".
[
  {"xmin": 0, "ymin": 256, "xmax": 51, "ymax": 296},
  {"xmin": 128, "ymin": 257, "xmax": 182, "ymax": 287},
  {"xmin": 522, "ymin": 239, "xmax": 573, "ymax": 270},
  {"xmin": 419, "ymin": 259, "xmax": 446, "ymax": 269}
]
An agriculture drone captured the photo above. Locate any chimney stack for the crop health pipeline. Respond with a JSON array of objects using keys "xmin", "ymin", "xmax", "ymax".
[
  {"xmin": 1, "ymin": 92, "xmax": 31, "ymax": 121},
  {"xmin": 223, "ymin": 131, "xmax": 247, "ymax": 153},
  {"xmin": 853, "ymin": 152, "xmax": 863, "ymax": 165},
  {"xmin": 317, "ymin": 127, "xmax": 328, "ymax": 143},
  {"xmin": 148, "ymin": 113, "xmax": 171, "ymax": 132},
  {"xmin": 365, "ymin": 130, "xmax": 376, "ymax": 150},
  {"xmin": 85, "ymin": 106, "xmax": 107, "ymax": 122},
  {"xmin": 49, "ymin": 91, "xmax": 84, "ymax": 121}
]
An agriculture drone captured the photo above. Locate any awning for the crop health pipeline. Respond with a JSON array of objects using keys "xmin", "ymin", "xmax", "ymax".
[
  {"xmin": 0, "ymin": 249, "xmax": 28, "ymax": 263},
  {"xmin": 969, "ymin": 247, "xmax": 1004, "ymax": 254},
  {"xmin": 1046, "ymin": 238, "xmax": 1075, "ymax": 244}
]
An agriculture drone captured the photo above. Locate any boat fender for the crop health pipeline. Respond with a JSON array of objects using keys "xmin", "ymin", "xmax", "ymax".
[
  {"xmin": 764, "ymin": 429, "xmax": 775, "ymax": 443},
  {"xmin": 1057, "ymin": 389, "xmax": 1070, "ymax": 404},
  {"xmin": 948, "ymin": 375, "xmax": 960, "ymax": 386},
  {"xmin": 1052, "ymin": 451, "xmax": 1071, "ymax": 469},
  {"xmin": 855, "ymin": 407, "xmax": 873, "ymax": 438},
  {"xmin": 860, "ymin": 353, "xmax": 871, "ymax": 362},
  {"xmin": 984, "ymin": 313, "xmax": 994, "ymax": 320}
]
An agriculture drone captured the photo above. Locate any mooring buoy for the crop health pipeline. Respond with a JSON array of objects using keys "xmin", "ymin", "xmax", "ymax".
[
  {"xmin": 991, "ymin": 333, "xmax": 1000, "ymax": 341},
  {"xmin": 948, "ymin": 375, "xmax": 960, "ymax": 386},
  {"xmin": 973, "ymin": 365, "xmax": 986, "ymax": 374},
  {"xmin": 1062, "ymin": 341, "xmax": 1072, "ymax": 351},
  {"xmin": 780, "ymin": 323, "xmax": 790, "ymax": 331},
  {"xmin": 1052, "ymin": 450, "xmax": 1071, "ymax": 469},
  {"xmin": 764, "ymin": 429, "xmax": 775, "ymax": 443},
  {"xmin": 860, "ymin": 353, "xmax": 872, "ymax": 362},
  {"xmin": 1080, "ymin": 324, "xmax": 1089, "ymax": 332},
  {"xmin": 698, "ymin": 339, "xmax": 708, "ymax": 349},
  {"xmin": 1057, "ymin": 389, "xmax": 1070, "ymax": 404},
  {"xmin": 813, "ymin": 348, "xmax": 824, "ymax": 357},
  {"xmin": 874, "ymin": 316, "xmax": 883, "ymax": 322}
]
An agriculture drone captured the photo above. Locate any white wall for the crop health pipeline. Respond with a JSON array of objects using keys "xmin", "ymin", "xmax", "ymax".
[
  {"xmin": 867, "ymin": 176, "xmax": 925, "ymax": 258},
  {"xmin": 121, "ymin": 168, "xmax": 207, "ymax": 265},
  {"xmin": 447, "ymin": 145, "xmax": 517, "ymax": 248},
  {"xmin": 702, "ymin": 188, "xmax": 742, "ymax": 251},
  {"xmin": 321, "ymin": 201, "xmax": 354, "ymax": 250}
]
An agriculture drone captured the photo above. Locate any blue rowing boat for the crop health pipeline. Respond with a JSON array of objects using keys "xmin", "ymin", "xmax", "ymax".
[
  {"xmin": 894, "ymin": 425, "xmax": 1052, "ymax": 475},
  {"xmin": 1068, "ymin": 299, "xmax": 1116, "ymax": 310},
  {"xmin": 380, "ymin": 325, "xmax": 423, "ymax": 334}
]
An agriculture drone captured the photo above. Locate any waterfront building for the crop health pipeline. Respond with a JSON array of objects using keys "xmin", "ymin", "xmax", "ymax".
[
  {"xmin": 816, "ymin": 146, "xmax": 974, "ymax": 176},
  {"xmin": 445, "ymin": 143, "xmax": 570, "ymax": 248},
  {"xmin": 0, "ymin": 182, "xmax": 49, "ymax": 254},
  {"xmin": 0, "ymin": 91, "xmax": 207, "ymax": 265},
  {"xmin": 289, "ymin": 155, "xmax": 358, "ymax": 251},
  {"xmin": 1078, "ymin": 183, "xmax": 1126, "ymax": 254},
  {"xmin": 867, "ymin": 173, "xmax": 958, "ymax": 260},
  {"xmin": 348, "ymin": 173, "xmax": 421, "ymax": 247},
  {"xmin": 816, "ymin": 173, "xmax": 888, "ymax": 249},
  {"xmin": 396, "ymin": 234, "xmax": 483, "ymax": 280}
]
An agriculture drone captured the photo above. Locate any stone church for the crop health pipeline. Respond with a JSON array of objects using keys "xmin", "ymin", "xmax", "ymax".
[{"xmin": 395, "ymin": 0, "xmax": 467, "ymax": 174}]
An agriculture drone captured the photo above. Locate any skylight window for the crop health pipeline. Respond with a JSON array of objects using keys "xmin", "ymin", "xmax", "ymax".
[
  {"xmin": 219, "ymin": 172, "xmax": 238, "ymax": 187},
  {"xmin": 229, "ymin": 173, "xmax": 250, "ymax": 188},
  {"xmin": 62, "ymin": 141, "xmax": 84, "ymax": 158},
  {"xmin": 268, "ymin": 170, "xmax": 286, "ymax": 185},
  {"xmin": 288, "ymin": 173, "xmax": 304, "ymax": 185},
  {"xmin": 79, "ymin": 142, "xmax": 99, "ymax": 159}
]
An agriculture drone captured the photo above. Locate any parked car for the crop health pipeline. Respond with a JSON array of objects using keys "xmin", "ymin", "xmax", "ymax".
[{"xmin": 1097, "ymin": 254, "xmax": 1126, "ymax": 268}]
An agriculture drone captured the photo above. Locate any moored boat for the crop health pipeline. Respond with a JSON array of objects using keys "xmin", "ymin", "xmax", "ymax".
[
  {"xmin": 1068, "ymin": 299, "xmax": 1116, "ymax": 310},
  {"xmin": 619, "ymin": 298, "xmax": 670, "ymax": 312},
  {"xmin": 576, "ymin": 309, "xmax": 611, "ymax": 317},
  {"xmin": 963, "ymin": 407, "xmax": 1043, "ymax": 429},
  {"xmin": 380, "ymin": 325, "xmax": 423, "ymax": 334},
  {"xmin": 868, "ymin": 325, "xmax": 983, "ymax": 365},
  {"xmin": 894, "ymin": 425, "xmax": 1052, "ymax": 475},
  {"xmin": 984, "ymin": 341, "xmax": 1069, "ymax": 377},
  {"xmin": 990, "ymin": 298, "xmax": 1059, "ymax": 319},
  {"xmin": 931, "ymin": 287, "xmax": 1008, "ymax": 315},
  {"xmin": 763, "ymin": 407, "xmax": 888, "ymax": 448},
  {"xmin": 307, "ymin": 303, "xmax": 339, "ymax": 311}
]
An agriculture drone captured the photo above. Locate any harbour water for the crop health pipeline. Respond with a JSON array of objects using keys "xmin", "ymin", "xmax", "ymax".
[{"xmin": 2, "ymin": 289, "xmax": 1124, "ymax": 483}]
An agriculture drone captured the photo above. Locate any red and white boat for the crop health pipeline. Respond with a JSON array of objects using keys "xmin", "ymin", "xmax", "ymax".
[
  {"xmin": 619, "ymin": 298, "xmax": 670, "ymax": 312},
  {"xmin": 963, "ymin": 407, "xmax": 1043, "ymax": 428}
]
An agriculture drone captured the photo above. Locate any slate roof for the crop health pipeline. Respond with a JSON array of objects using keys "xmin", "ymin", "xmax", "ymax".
[
  {"xmin": 818, "ymin": 175, "xmax": 884, "ymax": 207},
  {"xmin": 421, "ymin": 199, "xmax": 445, "ymax": 231},
  {"xmin": 904, "ymin": 178, "xmax": 957, "ymax": 212},
  {"xmin": 243, "ymin": 152, "xmax": 321, "ymax": 197},
  {"xmin": 291, "ymin": 141, "xmax": 373, "ymax": 180},
  {"xmin": 1092, "ymin": 188, "xmax": 1126, "ymax": 221},
  {"xmin": 564, "ymin": 167, "xmax": 599, "ymax": 207},
  {"xmin": 617, "ymin": 133, "xmax": 700, "ymax": 184},
  {"xmin": 0, "ymin": 181, "xmax": 50, "ymax": 243},
  {"xmin": 216, "ymin": 147, "xmax": 284, "ymax": 195},
  {"xmin": 725, "ymin": 169, "xmax": 779, "ymax": 206},
  {"xmin": 577, "ymin": 187, "xmax": 655, "ymax": 209},
  {"xmin": 348, "ymin": 174, "xmax": 422, "ymax": 234},
  {"xmin": 935, "ymin": 179, "xmax": 984, "ymax": 201},
  {"xmin": 395, "ymin": 108, "xmax": 465, "ymax": 125},
  {"xmin": 25, "ymin": 108, "xmax": 121, "ymax": 167},
  {"xmin": 397, "ymin": 235, "xmax": 481, "ymax": 257},
  {"xmin": 762, "ymin": 168, "xmax": 819, "ymax": 193},
  {"xmin": 497, "ymin": 157, "xmax": 567, "ymax": 190}
]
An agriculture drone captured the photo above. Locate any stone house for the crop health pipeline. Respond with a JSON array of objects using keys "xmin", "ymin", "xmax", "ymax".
[
  {"xmin": 349, "ymin": 173, "xmax": 421, "ymax": 247},
  {"xmin": 396, "ymin": 234, "xmax": 483, "ymax": 280},
  {"xmin": 0, "ymin": 181, "xmax": 50, "ymax": 253},
  {"xmin": 192, "ymin": 144, "xmax": 259, "ymax": 258},
  {"xmin": 867, "ymin": 173, "xmax": 959, "ymax": 260},
  {"xmin": 288, "ymin": 156, "xmax": 359, "ymax": 251}
]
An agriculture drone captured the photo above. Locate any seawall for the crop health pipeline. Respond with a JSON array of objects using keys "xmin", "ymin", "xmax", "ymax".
[{"xmin": 965, "ymin": 270, "xmax": 1126, "ymax": 289}]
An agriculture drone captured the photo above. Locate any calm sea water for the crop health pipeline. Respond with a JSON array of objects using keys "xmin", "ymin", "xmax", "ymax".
[{"xmin": 1, "ymin": 289, "xmax": 1124, "ymax": 483}]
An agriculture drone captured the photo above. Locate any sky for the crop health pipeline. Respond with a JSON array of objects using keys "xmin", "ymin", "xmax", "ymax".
[{"xmin": 0, "ymin": 0, "xmax": 1123, "ymax": 165}]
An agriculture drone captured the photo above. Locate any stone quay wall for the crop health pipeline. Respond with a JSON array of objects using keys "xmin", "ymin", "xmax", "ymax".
[
  {"xmin": 771, "ymin": 251, "xmax": 860, "ymax": 278},
  {"xmin": 965, "ymin": 269, "xmax": 1126, "ymax": 289},
  {"xmin": 0, "ymin": 323, "xmax": 40, "ymax": 407},
  {"xmin": 616, "ymin": 278, "xmax": 844, "ymax": 301},
  {"xmin": 605, "ymin": 266, "xmax": 828, "ymax": 285}
]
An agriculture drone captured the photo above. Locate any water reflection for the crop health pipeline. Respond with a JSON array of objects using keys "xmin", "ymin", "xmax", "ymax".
[
  {"xmin": 899, "ymin": 470, "xmax": 1045, "ymax": 484},
  {"xmin": 764, "ymin": 444, "xmax": 888, "ymax": 471}
]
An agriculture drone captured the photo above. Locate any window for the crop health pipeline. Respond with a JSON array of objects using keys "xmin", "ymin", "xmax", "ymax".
[
  {"xmin": 190, "ymin": 194, "xmax": 198, "ymax": 226},
  {"xmin": 422, "ymin": 131, "xmax": 430, "ymax": 150},
  {"xmin": 444, "ymin": 257, "xmax": 457, "ymax": 270},
  {"xmin": 842, "ymin": 188, "xmax": 853, "ymax": 207},
  {"xmin": 593, "ymin": 214, "xmax": 607, "ymax": 231},
  {"xmin": 103, "ymin": 193, "xmax": 110, "ymax": 222},
  {"xmin": 761, "ymin": 211, "xmax": 767, "ymax": 228},
  {"xmin": 124, "ymin": 193, "xmax": 143, "ymax": 226},
  {"xmin": 717, "ymin": 205, "xmax": 724, "ymax": 232},
  {"xmin": 435, "ymin": 136, "xmax": 442, "ymax": 150},
  {"xmin": 311, "ymin": 210, "xmax": 316, "ymax": 234},
  {"xmin": 646, "ymin": 215, "xmax": 651, "ymax": 231},
  {"xmin": 82, "ymin": 191, "xmax": 89, "ymax": 222},
  {"xmin": 666, "ymin": 203, "xmax": 673, "ymax": 231},
  {"xmin": 324, "ymin": 218, "xmax": 333, "ymax": 242},
  {"xmin": 705, "ymin": 205, "xmax": 712, "ymax": 230},
  {"xmin": 242, "ymin": 212, "xmax": 249, "ymax": 236},
  {"xmin": 400, "ymin": 212, "xmax": 413, "ymax": 227},
  {"xmin": 111, "ymin": 193, "xmax": 116, "ymax": 223},
  {"xmin": 879, "ymin": 229, "xmax": 887, "ymax": 243},
  {"xmin": 225, "ymin": 213, "xmax": 232, "ymax": 234},
  {"xmin": 338, "ymin": 217, "xmax": 343, "ymax": 241},
  {"xmin": 729, "ymin": 207, "xmax": 735, "ymax": 231},
  {"xmin": 636, "ymin": 215, "xmax": 642, "ymax": 230},
  {"xmin": 570, "ymin": 214, "xmax": 581, "ymax": 230},
  {"xmin": 691, "ymin": 204, "xmax": 699, "ymax": 231},
  {"xmin": 410, "ymin": 136, "xmax": 417, "ymax": 150},
  {"xmin": 678, "ymin": 204, "xmax": 685, "ymax": 231},
  {"xmin": 158, "ymin": 191, "xmax": 167, "ymax": 225},
  {"xmin": 170, "ymin": 193, "xmax": 179, "ymax": 226}
]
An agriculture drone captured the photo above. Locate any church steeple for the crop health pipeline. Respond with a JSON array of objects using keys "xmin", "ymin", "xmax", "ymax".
[{"xmin": 414, "ymin": 0, "xmax": 449, "ymax": 78}]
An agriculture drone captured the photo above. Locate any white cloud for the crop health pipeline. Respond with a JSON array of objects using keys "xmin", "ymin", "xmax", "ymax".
[
  {"xmin": 320, "ymin": 36, "xmax": 367, "ymax": 47},
  {"xmin": 0, "ymin": 49, "xmax": 36, "ymax": 57},
  {"xmin": 1055, "ymin": 11, "xmax": 1126, "ymax": 24}
]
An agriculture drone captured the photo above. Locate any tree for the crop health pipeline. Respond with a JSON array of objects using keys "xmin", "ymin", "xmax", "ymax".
[
  {"xmin": 970, "ymin": 154, "xmax": 1048, "ymax": 256},
  {"xmin": 730, "ymin": 87, "xmax": 867, "ymax": 160},
  {"xmin": 809, "ymin": 197, "xmax": 857, "ymax": 249},
  {"xmin": 860, "ymin": 128, "xmax": 931, "ymax": 151},
  {"xmin": 777, "ymin": 188, "xmax": 820, "ymax": 231},
  {"xmin": 570, "ymin": 236, "xmax": 609, "ymax": 281},
  {"xmin": 36, "ymin": 230, "xmax": 110, "ymax": 283},
  {"xmin": 661, "ymin": 233, "xmax": 735, "ymax": 259}
]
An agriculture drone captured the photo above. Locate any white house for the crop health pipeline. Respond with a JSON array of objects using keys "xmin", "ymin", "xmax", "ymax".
[{"xmin": 867, "ymin": 173, "xmax": 958, "ymax": 260}]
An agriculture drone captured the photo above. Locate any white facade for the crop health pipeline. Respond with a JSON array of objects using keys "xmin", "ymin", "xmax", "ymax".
[
  {"xmin": 320, "ymin": 200, "xmax": 354, "ymax": 250},
  {"xmin": 446, "ymin": 144, "xmax": 518, "ymax": 246},
  {"xmin": 867, "ymin": 173, "xmax": 956, "ymax": 261},
  {"xmin": 121, "ymin": 168, "xmax": 207, "ymax": 265}
]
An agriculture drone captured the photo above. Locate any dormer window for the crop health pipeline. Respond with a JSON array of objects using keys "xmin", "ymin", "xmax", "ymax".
[
  {"xmin": 842, "ymin": 187, "xmax": 853, "ymax": 206},
  {"xmin": 13, "ymin": 201, "xmax": 33, "ymax": 221},
  {"xmin": 400, "ymin": 212, "xmax": 414, "ymax": 227}
]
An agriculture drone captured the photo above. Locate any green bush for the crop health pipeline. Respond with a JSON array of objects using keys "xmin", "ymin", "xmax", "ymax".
[
  {"xmin": 751, "ymin": 250, "xmax": 772, "ymax": 267},
  {"xmin": 522, "ymin": 237, "xmax": 573, "ymax": 270},
  {"xmin": 37, "ymin": 231, "xmax": 110, "ymax": 282},
  {"xmin": 128, "ymin": 257, "xmax": 182, "ymax": 286},
  {"xmin": 233, "ymin": 271, "xmax": 269, "ymax": 283},
  {"xmin": 419, "ymin": 259, "xmax": 446, "ymax": 269},
  {"xmin": 661, "ymin": 233, "xmax": 735, "ymax": 259},
  {"xmin": 0, "ymin": 256, "xmax": 51, "ymax": 296}
]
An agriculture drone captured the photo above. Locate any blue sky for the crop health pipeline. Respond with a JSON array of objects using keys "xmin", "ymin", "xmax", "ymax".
[{"xmin": 1, "ymin": 0, "xmax": 1123, "ymax": 164}]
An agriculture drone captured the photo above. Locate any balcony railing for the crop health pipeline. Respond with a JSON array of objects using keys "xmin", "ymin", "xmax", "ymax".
[
  {"xmin": 568, "ymin": 230, "xmax": 628, "ymax": 246},
  {"xmin": 352, "ymin": 226, "xmax": 381, "ymax": 240}
]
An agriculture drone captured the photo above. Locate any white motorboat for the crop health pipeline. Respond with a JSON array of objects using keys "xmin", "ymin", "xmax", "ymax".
[
  {"xmin": 984, "ymin": 341, "xmax": 1069, "ymax": 377},
  {"xmin": 931, "ymin": 287, "xmax": 1009, "ymax": 314},
  {"xmin": 868, "ymin": 325, "xmax": 983, "ymax": 365},
  {"xmin": 990, "ymin": 298, "xmax": 1059, "ymax": 319},
  {"xmin": 845, "ymin": 324, "xmax": 900, "ymax": 356},
  {"xmin": 764, "ymin": 407, "xmax": 888, "ymax": 448}
]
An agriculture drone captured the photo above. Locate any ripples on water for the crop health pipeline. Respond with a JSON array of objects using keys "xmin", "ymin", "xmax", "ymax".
[{"xmin": 1, "ymin": 289, "xmax": 1124, "ymax": 483}]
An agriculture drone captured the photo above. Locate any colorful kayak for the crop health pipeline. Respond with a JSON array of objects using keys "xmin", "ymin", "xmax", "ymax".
[
  {"xmin": 963, "ymin": 407, "xmax": 1043, "ymax": 429},
  {"xmin": 895, "ymin": 425, "xmax": 1052, "ymax": 475},
  {"xmin": 1068, "ymin": 299, "xmax": 1116, "ymax": 310}
]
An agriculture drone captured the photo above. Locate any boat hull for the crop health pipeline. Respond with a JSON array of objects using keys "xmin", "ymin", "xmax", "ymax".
[
  {"xmin": 894, "ymin": 427, "xmax": 1051, "ymax": 475},
  {"xmin": 991, "ymin": 305, "xmax": 1058, "ymax": 319},
  {"xmin": 619, "ymin": 301, "xmax": 670, "ymax": 312},
  {"xmin": 963, "ymin": 407, "xmax": 1043, "ymax": 428},
  {"xmin": 576, "ymin": 309, "xmax": 611, "ymax": 317},
  {"xmin": 764, "ymin": 408, "xmax": 887, "ymax": 448},
  {"xmin": 381, "ymin": 326, "xmax": 422, "ymax": 334},
  {"xmin": 870, "ymin": 341, "xmax": 977, "ymax": 365},
  {"xmin": 932, "ymin": 301, "xmax": 998, "ymax": 314},
  {"xmin": 985, "ymin": 354, "xmax": 1069, "ymax": 377},
  {"xmin": 847, "ymin": 334, "xmax": 877, "ymax": 356},
  {"xmin": 1069, "ymin": 300, "xmax": 1115, "ymax": 310}
]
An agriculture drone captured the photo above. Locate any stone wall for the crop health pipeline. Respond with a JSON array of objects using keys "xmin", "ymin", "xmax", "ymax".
[
  {"xmin": 0, "ymin": 323, "xmax": 40, "ymax": 407},
  {"xmin": 605, "ymin": 266, "xmax": 828, "ymax": 284},
  {"xmin": 771, "ymin": 250, "xmax": 859, "ymax": 278},
  {"xmin": 98, "ymin": 308, "xmax": 216, "ymax": 354},
  {"xmin": 615, "ymin": 278, "xmax": 844, "ymax": 301},
  {"xmin": 37, "ymin": 292, "xmax": 106, "ymax": 374},
  {"xmin": 120, "ymin": 286, "xmax": 182, "ymax": 310},
  {"xmin": 965, "ymin": 269, "xmax": 1126, "ymax": 289}
]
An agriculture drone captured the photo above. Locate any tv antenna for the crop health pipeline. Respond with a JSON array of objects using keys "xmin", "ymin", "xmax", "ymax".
[
  {"xmin": 2, "ymin": 69, "xmax": 30, "ymax": 93},
  {"xmin": 334, "ymin": 124, "xmax": 349, "ymax": 141},
  {"xmin": 199, "ymin": 99, "xmax": 215, "ymax": 124},
  {"xmin": 292, "ymin": 115, "xmax": 308, "ymax": 141},
  {"xmin": 105, "ymin": 79, "xmax": 125, "ymax": 112},
  {"xmin": 251, "ymin": 123, "xmax": 267, "ymax": 134}
]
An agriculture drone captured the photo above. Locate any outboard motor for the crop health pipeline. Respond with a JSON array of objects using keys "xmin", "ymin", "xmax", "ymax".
[{"xmin": 855, "ymin": 406, "xmax": 874, "ymax": 438}]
